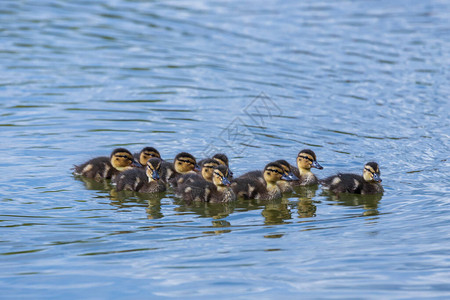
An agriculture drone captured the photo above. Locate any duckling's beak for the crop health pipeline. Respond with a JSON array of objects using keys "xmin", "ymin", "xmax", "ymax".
[
  {"xmin": 152, "ymin": 170, "xmax": 160, "ymax": 181},
  {"xmin": 372, "ymin": 173, "xmax": 382, "ymax": 183},
  {"xmin": 281, "ymin": 173, "xmax": 293, "ymax": 181},
  {"xmin": 311, "ymin": 161, "xmax": 323, "ymax": 170},
  {"xmin": 221, "ymin": 177, "xmax": 231, "ymax": 186},
  {"xmin": 194, "ymin": 164, "xmax": 201, "ymax": 172},
  {"xmin": 288, "ymin": 171, "xmax": 299, "ymax": 180},
  {"xmin": 131, "ymin": 159, "xmax": 143, "ymax": 168}
]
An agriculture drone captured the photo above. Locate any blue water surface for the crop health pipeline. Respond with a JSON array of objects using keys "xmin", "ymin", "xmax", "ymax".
[{"xmin": 0, "ymin": 0, "xmax": 449, "ymax": 299}]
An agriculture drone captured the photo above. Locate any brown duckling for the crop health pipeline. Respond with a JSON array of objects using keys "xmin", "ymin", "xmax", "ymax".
[
  {"xmin": 73, "ymin": 148, "xmax": 141, "ymax": 181},
  {"xmin": 290, "ymin": 149, "xmax": 323, "ymax": 186},
  {"xmin": 164, "ymin": 152, "xmax": 200, "ymax": 187},
  {"xmin": 175, "ymin": 158, "xmax": 219, "ymax": 186},
  {"xmin": 177, "ymin": 165, "xmax": 235, "ymax": 203},
  {"xmin": 134, "ymin": 147, "xmax": 161, "ymax": 166},
  {"xmin": 237, "ymin": 159, "xmax": 298, "ymax": 193},
  {"xmin": 199, "ymin": 153, "xmax": 233, "ymax": 179},
  {"xmin": 231, "ymin": 162, "xmax": 293, "ymax": 200},
  {"xmin": 114, "ymin": 158, "xmax": 166, "ymax": 193},
  {"xmin": 320, "ymin": 162, "xmax": 383, "ymax": 194}
]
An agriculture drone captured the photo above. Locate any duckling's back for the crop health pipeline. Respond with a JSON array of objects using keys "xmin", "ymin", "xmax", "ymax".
[
  {"xmin": 74, "ymin": 156, "xmax": 116, "ymax": 180},
  {"xmin": 160, "ymin": 160, "xmax": 176, "ymax": 184},
  {"xmin": 320, "ymin": 173, "xmax": 365, "ymax": 194},
  {"xmin": 177, "ymin": 179, "xmax": 215, "ymax": 203},
  {"xmin": 114, "ymin": 168, "xmax": 147, "ymax": 191},
  {"xmin": 114, "ymin": 168, "xmax": 166, "ymax": 193},
  {"xmin": 231, "ymin": 175, "xmax": 266, "ymax": 200}
]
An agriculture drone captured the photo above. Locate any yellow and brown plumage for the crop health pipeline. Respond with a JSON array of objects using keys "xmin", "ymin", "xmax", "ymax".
[
  {"xmin": 237, "ymin": 160, "xmax": 298, "ymax": 193},
  {"xmin": 113, "ymin": 158, "xmax": 166, "ymax": 193},
  {"xmin": 199, "ymin": 153, "xmax": 233, "ymax": 179},
  {"xmin": 290, "ymin": 149, "xmax": 323, "ymax": 186},
  {"xmin": 320, "ymin": 162, "xmax": 383, "ymax": 194},
  {"xmin": 73, "ymin": 148, "xmax": 140, "ymax": 181},
  {"xmin": 177, "ymin": 165, "xmax": 235, "ymax": 203},
  {"xmin": 175, "ymin": 158, "xmax": 219, "ymax": 187},
  {"xmin": 134, "ymin": 147, "xmax": 161, "ymax": 166},
  {"xmin": 165, "ymin": 152, "xmax": 200, "ymax": 187},
  {"xmin": 231, "ymin": 161, "xmax": 293, "ymax": 200}
]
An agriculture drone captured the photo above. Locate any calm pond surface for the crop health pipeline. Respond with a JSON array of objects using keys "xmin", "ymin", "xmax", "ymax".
[{"xmin": 1, "ymin": 0, "xmax": 449, "ymax": 299}]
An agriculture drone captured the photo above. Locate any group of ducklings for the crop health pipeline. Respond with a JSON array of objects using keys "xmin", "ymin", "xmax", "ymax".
[{"xmin": 74, "ymin": 147, "xmax": 383, "ymax": 203}]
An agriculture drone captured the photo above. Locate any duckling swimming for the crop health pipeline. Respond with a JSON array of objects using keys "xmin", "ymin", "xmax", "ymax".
[
  {"xmin": 134, "ymin": 147, "xmax": 161, "ymax": 166},
  {"xmin": 176, "ymin": 158, "xmax": 219, "ymax": 187},
  {"xmin": 73, "ymin": 148, "xmax": 141, "ymax": 181},
  {"xmin": 199, "ymin": 153, "xmax": 233, "ymax": 179},
  {"xmin": 177, "ymin": 165, "xmax": 235, "ymax": 203},
  {"xmin": 231, "ymin": 161, "xmax": 293, "ymax": 200},
  {"xmin": 290, "ymin": 149, "xmax": 323, "ymax": 186},
  {"xmin": 164, "ymin": 152, "xmax": 200, "ymax": 187},
  {"xmin": 114, "ymin": 158, "xmax": 166, "ymax": 193},
  {"xmin": 320, "ymin": 162, "xmax": 383, "ymax": 194},
  {"xmin": 237, "ymin": 159, "xmax": 298, "ymax": 193}
]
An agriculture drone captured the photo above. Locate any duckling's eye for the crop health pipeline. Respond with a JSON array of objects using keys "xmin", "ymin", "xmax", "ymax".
[
  {"xmin": 178, "ymin": 159, "xmax": 194, "ymax": 165},
  {"xmin": 267, "ymin": 168, "xmax": 282, "ymax": 175},
  {"xmin": 178, "ymin": 162, "xmax": 182, "ymax": 165},
  {"xmin": 299, "ymin": 155, "xmax": 313, "ymax": 162}
]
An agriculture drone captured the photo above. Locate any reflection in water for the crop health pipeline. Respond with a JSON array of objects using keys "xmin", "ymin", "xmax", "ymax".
[
  {"xmin": 297, "ymin": 198, "xmax": 317, "ymax": 219},
  {"xmin": 174, "ymin": 199, "xmax": 236, "ymax": 219},
  {"xmin": 203, "ymin": 220, "xmax": 232, "ymax": 235},
  {"xmin": 74, "ymin": 175, "xmax": 111, "ymax": 191},
  {"xmin": 108, "ymin": 190, "xmax": 150, "ymax": 210},
  {"xmin": 294, "ymin": 185, "xmax": 318, "ymax": 219},
  {"xmin": 75, "ymin": 174, "xmax": 321, "ymax": 224},
  {"xmin": 261, "ymin": 201, "xmax": 292, "ymax": 225},
  {"xmin": 145, "ymin": 196, "xmax": 165, "ymax": 220},
  {"xmin": 75, "ymin": 175, "xmax": 165, "ymax": 215},
  {"xmin": 322, "ymin": 191, "xmax": 383, "ymax": 216}
]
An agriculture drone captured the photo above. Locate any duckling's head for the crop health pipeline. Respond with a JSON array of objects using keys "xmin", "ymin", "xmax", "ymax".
[
  {"xmin": 174, "ymin": 152, "xmax": 199, "ymax": 174},
  {"xmin": 139, "ymin": 147, "xmax": 161, "ymax": 165},
  {"xmin": 274, "ymin": 159, "xmax": 299, "ymax": 180},
  {"xmin": 363, "ymin": 162, "xmax": 382, "ymax": 183},
  {"xmin": 297, "ymin": 149, "xmax": 323, "ymax": 171},
  {"xmin": 201, "ymin": 158, "xmax": 219, "ymax": 182},
  {"xmin": 146, "ymin": 157, "xmax": 162, "ymax": 182},
  {"xmin": 110, "ymin": 148, "xmax": 140, "ymax": 171},
  {"xmin": 212, "ymin": 165, "xmax": 232, "ymax": 187},
  {"xmin": 212, "ymin": 153, "xmax": 229, "ymax": 166},
  {"xmin": 263, "ymin": 162, "xmax": 293, "ymax": 185},
  {"xmin": 212, "ymin": 153, "xmax": 233, "ymax": 177}
]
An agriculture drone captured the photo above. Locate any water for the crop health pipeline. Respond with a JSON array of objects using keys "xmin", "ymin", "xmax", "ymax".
[{"xmin": 1, "ymin": 0, "xmax": 449, "ymax": 298}]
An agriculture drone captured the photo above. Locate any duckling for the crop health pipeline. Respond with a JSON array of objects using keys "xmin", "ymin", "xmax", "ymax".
[
  {"xmin": 320, "ymin": 162, "xmax": 383, "ymax": 194},
  {"xmin": 175, "ymin": 158, "xmax": 219, "ymax": 186},
  {"xmin": 231, "ymin": 162, "xmax": 293, "ymax": 200},
  {"xmin": 274, "ymin": 159, "xmax": 299, "ymax": 192},
  {"xmin": 134, "ymin": 147, "xmax": 161, "ymax": 166},
  {"xmin": 237, "ymin": 159, "xmax": 298, "ymax": 193},
  {"xmin": 114, "ymin": 158, "xmax": 166, "ymax": 193},
  {"xmin": 177, "ymin": 165, "xmax": 235, "ymax": 203},
  {"xmin": 290, "ymin": 149, "xmax": 323, "ymax": 186},
  {"xmin": 164, "ymin": 152, "xmax": 200, "ymax": 187},
  {"xmin": 199, "ymin": 153, "xmax": 233, "ymax": 179},
  {"xmin": 73, "ymin": 148, "xmax": 141, "ymax": 181}
]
